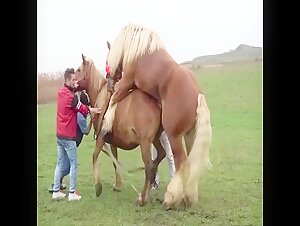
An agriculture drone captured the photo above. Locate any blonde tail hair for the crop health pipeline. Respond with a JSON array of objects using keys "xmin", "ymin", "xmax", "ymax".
[{"xmin": 184, "ymin": 93, "xmax": 212, "ymax": 206}]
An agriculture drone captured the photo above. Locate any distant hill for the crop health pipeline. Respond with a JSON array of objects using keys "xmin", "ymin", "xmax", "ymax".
[
  {"xmin": 181, "ymin": 44, "xmax": 262, "ymax": 69},
  {"xmin": 38, "ymin": 44, "xmax": 262, "ymax": 76}
]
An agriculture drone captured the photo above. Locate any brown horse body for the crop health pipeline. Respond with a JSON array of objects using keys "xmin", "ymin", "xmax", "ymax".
[
  {"xmin": 103, "ymin": 24, "xmax": 212, "ymax": 209},
  {"xmin": 75, "ymin": 55, "xmax": 166, "ymax": 205},
  {"xmin": 104, "ymin": 89, "xmax": 161, "ymax": 150}
]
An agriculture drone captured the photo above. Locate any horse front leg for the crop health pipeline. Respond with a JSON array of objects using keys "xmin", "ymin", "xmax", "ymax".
[
  {"xmin": 93, "ymin": 137, "xmax": 105, "ymax": 197},
  {"xmin": 101, "ymin": 75, "xmax": 135, "ymax": 135},
  {"xmin": 151, "ymin": 135, "xmax": 167, "ymax": 185},
  {"xmin": 111, "ymin": 76, "xmax": 136, "ymax": 104}
]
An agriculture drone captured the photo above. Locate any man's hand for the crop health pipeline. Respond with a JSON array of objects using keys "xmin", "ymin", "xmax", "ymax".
[
  {"xmin": 89, "ymin": 107, "xmax": 102, "ymax": 122},
  {"xmin": 89, "ymin": 107, "xmax": 102, "ymax": 114}
]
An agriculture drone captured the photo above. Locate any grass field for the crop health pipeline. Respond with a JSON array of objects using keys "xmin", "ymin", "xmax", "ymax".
[{"xmin": 37, "ymin": 61, "xmax": 262, "ymax": 226}]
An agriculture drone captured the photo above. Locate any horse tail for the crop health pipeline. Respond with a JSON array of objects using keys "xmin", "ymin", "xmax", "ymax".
[{"xmin": 186, "ymin": 93, "xmax": 212, "ymax": 181}]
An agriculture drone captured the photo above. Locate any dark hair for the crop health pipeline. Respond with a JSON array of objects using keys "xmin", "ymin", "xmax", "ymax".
[{"xmin": 64, "ymin": 68, "xmax": 75, "ymax": 81}]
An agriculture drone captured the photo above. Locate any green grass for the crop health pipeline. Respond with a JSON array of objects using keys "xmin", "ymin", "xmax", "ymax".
[{"xmin": 38, "ymin": 61, "xmax": 262, "ymax": 226}]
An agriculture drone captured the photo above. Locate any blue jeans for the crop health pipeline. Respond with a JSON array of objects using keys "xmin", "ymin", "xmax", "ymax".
[{"xmin": 53, "ymin": 138, "xmax": 78, "ymax": 192}]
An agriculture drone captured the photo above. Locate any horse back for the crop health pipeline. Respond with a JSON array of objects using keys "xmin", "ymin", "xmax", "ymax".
[
  {"xmin": 109, "ymin": 89, "xmax": 161, "ymax": 149},
  {"xmin": 136, "ymin": 50, "xmax": 201, "ymax": 136}
]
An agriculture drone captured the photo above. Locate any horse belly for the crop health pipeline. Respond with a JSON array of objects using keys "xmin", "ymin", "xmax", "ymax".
[
  {"xmin": 105, "ymin": 130, "xmax": 139, "ymax": 150},
  {"xmin": 110, "ymin": 100, "xmax": 139, "ymax": 150},
  {"xmin": 112, "ymin": 139, "xmax": 139, "ymax": 150}
]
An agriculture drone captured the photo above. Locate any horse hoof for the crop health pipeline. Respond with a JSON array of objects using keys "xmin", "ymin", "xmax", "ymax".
[
  {"xmin": 163, "ymin": 174, "xmax": 184, "ymax": 210},
  {"xmin": 162, "ymin": 199, "xmax": 172, "ymax": 210},
  {"xmin": 136, "ymin": 193, "xmax": 144, "ymax": 206},
  {"xmin": 95, "ymin": 183, "xmax": 103, "ymax": 197},
  {"xmin": 163, "ymin": 191, "xmax": 183, "ymax": 210},
  {"xmin": 183, "ymin": 195, "xmax": 196, "ymax": 208},
  {"xmin": 163, "ymin": 199, "xmax": 187, "ymax": 211},
  {"xmin": 183, "ymin": 185, "xmax": 199, "ymax": 208},
  {"xmin": 112, "ymin": 184, "xmax": 121, "ymax": 192}
]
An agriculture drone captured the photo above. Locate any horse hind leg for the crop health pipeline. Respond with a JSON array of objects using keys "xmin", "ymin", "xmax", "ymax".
[
  {"xmin": 184, "ymin": 125, "xmax": 212, "ymax": 170},
  {"xmin": 109, "ymin": 144, "xmax": 122, "ymax": 192},
  {"xmin": 183, "ymin": 126, "xmax": 211, "ymax": 207},
  {"xmin": 182, "ymin": 128, "xmax": 199, "ymax": 207},
  {"xmin": 184, "ymin": 126, "xmax": 195, "ymax": 156},
  {"xmin": 151, "ymin": 135, "xmax": 167, "ymax": 185},
  {"xmin": 136, "ymin": 139, "xmax": 153, "ymax": 206},
  {"xmin": 163, "ymin": 135, "xmax": 186, "ymax": 210},
  {"xmin": 183, "ymin": 94, "xmax": 212, "ymax": 208}
]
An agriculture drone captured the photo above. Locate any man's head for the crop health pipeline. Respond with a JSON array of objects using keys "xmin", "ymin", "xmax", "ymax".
[{"xmin": 64, "ymin": 68, "xmax": 78, "ymax": 88}]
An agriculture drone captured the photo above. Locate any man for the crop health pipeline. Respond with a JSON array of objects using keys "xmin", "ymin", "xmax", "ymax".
[
  {"xmin": 48, "ymin": 90, "xmax": 91, "ymax": 193},
  {"xmin": 51, "ymin": 68, "xmax": 101, "ymax": 201}
]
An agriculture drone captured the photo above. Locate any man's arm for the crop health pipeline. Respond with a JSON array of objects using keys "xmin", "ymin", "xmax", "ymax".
[{"xmin": 70, "ymin": 93, "xmax": 102, "ymax": 121}]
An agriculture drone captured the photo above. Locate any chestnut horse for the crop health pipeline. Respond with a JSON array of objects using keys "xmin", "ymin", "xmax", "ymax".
[
  {"xmin": 102, "ymin": 23, "xmax": 212, "ymax": 209},
  {"xmin": 75, "ymin": 54, "xmax": 167, "ymax": 205}
]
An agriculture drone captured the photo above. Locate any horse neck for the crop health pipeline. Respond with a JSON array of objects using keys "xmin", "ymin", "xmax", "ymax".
[
  {"xmin": 86, "ymin": 63, "xmax": 107, "ymax": 107},
  {"xmin": 155, "ymin": 49, "xmax": 174, "ymax": 62}
]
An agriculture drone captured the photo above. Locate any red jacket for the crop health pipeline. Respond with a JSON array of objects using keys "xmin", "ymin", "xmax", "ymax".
[{"xmin": 56, "ymin": 84, "xmax": 88, "ymax": 140}]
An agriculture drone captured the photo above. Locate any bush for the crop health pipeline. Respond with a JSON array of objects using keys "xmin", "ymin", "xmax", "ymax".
[{"xmin": 38, "ymin": 74, "xmax": 64, "ymax": 104}]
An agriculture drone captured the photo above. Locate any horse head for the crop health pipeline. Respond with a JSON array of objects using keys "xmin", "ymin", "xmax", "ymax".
[
  {"xmin": 74, "ymin": 54, "xmax": 92, "ymax": 90},
  {"xmin": 106, "ymin": 41, "xmax": 123, "ymax": 83}
]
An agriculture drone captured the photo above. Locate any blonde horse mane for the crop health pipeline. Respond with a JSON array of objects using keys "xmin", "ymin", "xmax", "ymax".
[
  {"xmin": 107, "ymin": 23, "xmax": 165, "ymax": 76},
  {"xmin": 82, "ymin": 58, "xmax": 107, "ymax": 108}
]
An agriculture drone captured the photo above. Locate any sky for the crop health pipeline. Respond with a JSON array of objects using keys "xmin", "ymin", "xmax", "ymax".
[{"xmin": 37, "ymin": 0, "xmax": 263, "ymax": 73}]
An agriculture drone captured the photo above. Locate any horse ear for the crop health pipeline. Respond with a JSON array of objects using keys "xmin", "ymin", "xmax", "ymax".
[
  {"xmin": 82, "ymin": 54, "xmax": 86, "ymax": 65},
  {"xmin": 107, "ymin": 41, "xmax": 111, "ymax": 50}
]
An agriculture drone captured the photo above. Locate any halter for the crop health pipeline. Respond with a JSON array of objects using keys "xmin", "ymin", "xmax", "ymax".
[
  {"xmin": 105, "ymin": 64, "xmax": 115, "ymax": 92},
  {"xmin": 105, "ymin": 62, "xmax": 123, "ymax": 90},
  {"xmin": 93, "ymin": 62, "xmax": 123, "ymax": 140},
  {"xmin": 92, "ymin": 63, "xmax": 115, "ymax": 140}
]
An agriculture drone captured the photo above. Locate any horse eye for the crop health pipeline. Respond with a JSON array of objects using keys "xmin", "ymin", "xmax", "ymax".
[{"xmin": 77, "ymin": 68, "xmax": 81, "ymax": 72}]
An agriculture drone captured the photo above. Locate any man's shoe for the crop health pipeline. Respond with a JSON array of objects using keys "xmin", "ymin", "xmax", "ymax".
[
  {"xmin": 68, "ymin": 192, "xmax": 82, "ymax": 201},
  {"xmin": 52, "ymin": 191, "xmax": 66, "ymax": 200}
]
